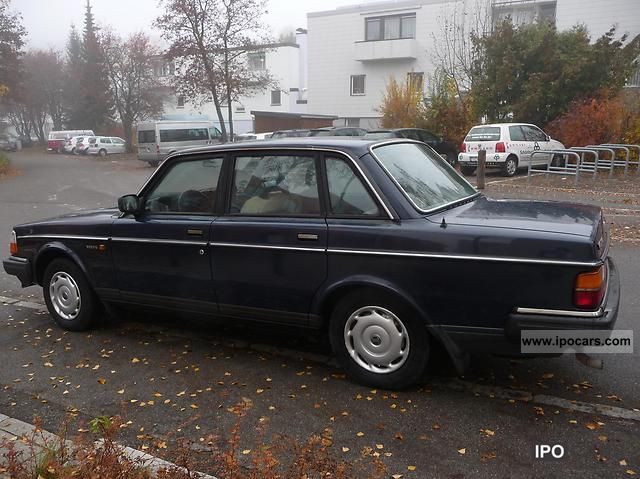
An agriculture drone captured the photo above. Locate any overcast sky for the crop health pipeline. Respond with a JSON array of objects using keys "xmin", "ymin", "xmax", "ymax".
[{"xmin": 11, "ymin": 0, "xmax": 370, "ymax": 50}]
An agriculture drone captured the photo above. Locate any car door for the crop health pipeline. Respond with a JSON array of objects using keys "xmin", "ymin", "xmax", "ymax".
[
  {"xmin": 522, "ymin": 125, "xmax": 551, "ymax": 165},
  {"xmin": 111, "ymin": 155, "xmax": 224, "ymax": 312},
  {"xmin": 111, "ymin": 137, "xmax": 126, "ymax": 153},
  {"xmin": 508, "ymin": 125, "xmax": 529, "ymax": 164},
  {"xmin": 210, "ymin": 151, "xmax": 328, "ymax": 325}
]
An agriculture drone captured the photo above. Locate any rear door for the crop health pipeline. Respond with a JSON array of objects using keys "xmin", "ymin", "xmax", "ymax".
[{"xmin": 211, "ymin": 150, "xmax": 328, "ymax": 325}]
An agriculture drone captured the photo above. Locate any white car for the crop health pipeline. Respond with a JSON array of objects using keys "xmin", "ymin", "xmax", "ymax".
[
  {"xmin": 458, "ymin": 123, "xmax": 565, "ymax": 177},
  {"xmin": 86, "ymin": 136, "xmax": 127, "ymax": 156},
  {"xmin": 63, "ymin": 136, "xmax": 85, "ymax": 154}
]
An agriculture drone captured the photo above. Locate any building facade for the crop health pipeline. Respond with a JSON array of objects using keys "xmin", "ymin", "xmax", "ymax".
[
  {"xmin": 307, "ymin": 0, "xmax": 640, "ymax": 128},
  {"xmin": 158, "ymin": 30, "xmax": 309, "ymax": 135}
]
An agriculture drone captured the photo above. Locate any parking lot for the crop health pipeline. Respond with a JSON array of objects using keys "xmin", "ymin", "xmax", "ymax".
[{"xmin": 1, "ymin": 149, "xmax": 639, "ymax": 478}]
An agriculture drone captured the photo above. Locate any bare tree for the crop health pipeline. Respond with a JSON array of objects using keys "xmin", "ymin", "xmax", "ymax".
[
  {"xmin": 101, "ymin": 31, "xmax": 165, "ymax": 151},
  {"xmin": 155, "ymin": 0, "xmax": 274, "ymax": 141}
]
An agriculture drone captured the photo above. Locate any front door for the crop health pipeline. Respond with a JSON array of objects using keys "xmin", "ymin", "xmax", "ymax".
[
  {"xmin": 111, "ymin": 156, "xmax": 224, "ymax": 313},
  {"xmin": 522, "ymin": 125, "xmax": 552, "ymax": 165},
  {"xmin": 211, "ymin": 151, "xmax": 328, "ymax": 326}
]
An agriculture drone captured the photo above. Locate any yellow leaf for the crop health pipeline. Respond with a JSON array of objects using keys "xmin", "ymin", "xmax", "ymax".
[
  {"xmin": 626, "ymin": 470, "xmax": 636, "ymax": 476},
  {"xmin": 242, "ymin": 449, "xmax": 251, "ymax": 455},
  {"xmin": 620, "ymin": 460, "xmax": 628, "ymax": 466},
  {"xmin": 256, "ymin": 388, "xmax": 264, "ymax": 394},
  {"xmin": 117, "ymin": 389, "xmax": 125, "ymax": 394},
  {"xmin": 457, "ymin": 448, "xmax": 466, "ymax": 455},
  {"xmin": 376, "ymin": 444, "xmax": 384, "ymax": 449},
  {"xmin": 157, "ymin": 441, "xmax": 167, "ymax": 449},
  {"xmin": 190, "ymin": 404, "xmax": 199, "ymax": 409},
  {"xmin": 131, "ymin": 358, "xmax": 140, "ymax": 364},
  {"xmin": 598, "ymin": 435, "xmax": 608, "ymax": 442},
  {"xmin": 542, "ymin": 373, "xmax": 554, "ymax": 379},
  {"xmin": 44, "ymin": 362, "xmax": 53, "ymax": 368},
  {"xmin": 342, "ymin": 447, "xmax": 350, "ymax": 452},
  {"xmin": 356, "ymin": 431, "xmax": 364, "ymax": 437},
  {"xmin": 407, "ymin": 465, "xmax": 416, "ymax": 471},
  {"xmin": 585, "ymin": 422, "xmax": 600, "ymax": 430},
  {"xmin": 392, "ymin": 475, "xmax": 403, "ymax": 479},
  {"xmin": 97, "ymin": 378, "xmax": 106, "ymax": 385},
  {"xmin": 154, "ymin": 392, "xmax": 163, "ymax": 397}
]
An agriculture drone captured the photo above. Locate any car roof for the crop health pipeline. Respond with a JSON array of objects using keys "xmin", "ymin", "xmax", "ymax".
[{"xmin": 469, "ymin": 123, "xmax": 539, "ymax": 128}]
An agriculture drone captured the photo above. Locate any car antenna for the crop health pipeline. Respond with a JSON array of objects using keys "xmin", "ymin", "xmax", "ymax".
[{"xmin": 440, "ymin": 217, "xmax": 447, "ymax": 229}]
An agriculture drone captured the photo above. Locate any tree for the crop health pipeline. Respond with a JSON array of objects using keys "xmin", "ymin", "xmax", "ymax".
[
  {"xmin": 155, "ymin": 0, "xmax": 274, "ymax": 142},
  {"xmin": 64, "ymin": 25, "xmax": 85, "ymax": 128},
  {"xmin": 0, "ymin": 0, "xmax": 25, "ymax": 101},
  {"xmin": 76, "ymin": 0, "xmax": 113, "ymax": 131},
  {"xmin": 378, "ymin": 76, "xmax": 425, "ymax": 129},
  {"xmin": 101, "ymin": 31, "xmax": 165, "ymax": 151}
]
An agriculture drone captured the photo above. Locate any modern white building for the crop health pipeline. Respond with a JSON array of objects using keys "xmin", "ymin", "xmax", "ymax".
[
  {"xmin": 307, "ymin": 0, "xmax": 640, "ymax": 128},
  {"xmin": 158, "ymin": 29, "xmax": 309, "ymax": 135}
]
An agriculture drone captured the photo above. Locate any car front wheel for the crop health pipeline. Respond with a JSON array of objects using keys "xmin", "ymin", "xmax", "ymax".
[
  {"xmin": 460, "ymin": 165, "xmax": 476, "ymax": 176},
  {"xmin": 43, "ymin": 258, "xmax": 99, "ymax": 331},
  {"xmin": 329, "ymin": 291, "xmax": 429, "ymax": 389}
]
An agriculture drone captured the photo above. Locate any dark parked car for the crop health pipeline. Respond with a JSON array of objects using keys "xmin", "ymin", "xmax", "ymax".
[
  {"xmin": 270, "ymin": 129, "xmax": 310, "ymax": 139},
  {"xmin": 364, "ymin": 128, "xmax": 459, "ymax": 166},
  {"xmin": 3, "ymin": 138, "xmax": 619, "ymax": 389},
  {"xmin": 308, "ymin": 127, "xmax": 368, "ymax": 137}
]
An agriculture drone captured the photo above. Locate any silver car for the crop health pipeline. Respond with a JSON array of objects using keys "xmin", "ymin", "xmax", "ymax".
[{"xmin": 86, "ymin": 137, "xmax": 127, "ymax": 156}]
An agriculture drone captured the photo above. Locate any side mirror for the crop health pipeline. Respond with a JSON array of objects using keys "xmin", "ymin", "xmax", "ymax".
[
  {"xmin": 545, "ymin": 135, "xmax": 551, "ymax": 141},
  {"xmin": 118, "ymin": 194, "xmax": 141, "ymax": 215}
]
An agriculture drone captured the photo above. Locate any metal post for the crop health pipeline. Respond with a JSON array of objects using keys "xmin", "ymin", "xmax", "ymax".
[{"xmin": 477, "ymin": 149, "xmax": 486, "ymax": 189}]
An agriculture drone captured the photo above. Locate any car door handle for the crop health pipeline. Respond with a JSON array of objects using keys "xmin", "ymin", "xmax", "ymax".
[
  {"xmin": 187, "ymin": 229, "xmax": 203, "ymax": 236},
  {"xmin": 297, "ymin": 233, "xmax": 318, "ymax": 241}
]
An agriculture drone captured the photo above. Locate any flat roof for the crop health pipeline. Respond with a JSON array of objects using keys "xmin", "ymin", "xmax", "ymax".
[{"xmin": 308, "ymin": 0, "xmax": 452, "ymax": 18}]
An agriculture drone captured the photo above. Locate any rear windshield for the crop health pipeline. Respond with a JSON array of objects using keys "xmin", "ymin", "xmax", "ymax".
[
  {"xmin": 138, "ymin": 130, "xmax": 156, "ymax": 144},
  {"xmin": 372, "ymin": 142, "xmax": 477, "ymax": 212},
  {"xmin": 465, "ymin": 127, "xmax": 501, "ymax": 142}
]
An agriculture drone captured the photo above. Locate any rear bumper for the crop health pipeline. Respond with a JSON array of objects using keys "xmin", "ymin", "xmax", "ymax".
[
  {"xmin": 458, "ymin": 152, "xmax": 509, "ymax": 167},
  {"xmin": 2, "ymin": 256, "xmax": 34, "ymax": 287}
]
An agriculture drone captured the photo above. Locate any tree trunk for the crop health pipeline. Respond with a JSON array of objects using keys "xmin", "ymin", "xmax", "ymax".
[{"xmin": 122, "ymin": 118, "xmax": 134, "ymax": 153}]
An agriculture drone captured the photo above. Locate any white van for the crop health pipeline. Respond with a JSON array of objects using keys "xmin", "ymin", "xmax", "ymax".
[
  {"xmin": 458, "ymin": 123, "xmax": 565, "ymax": 177},
  {"xmin": 136, "ymin": 121, "xmax": 223, "ymax": 166}
]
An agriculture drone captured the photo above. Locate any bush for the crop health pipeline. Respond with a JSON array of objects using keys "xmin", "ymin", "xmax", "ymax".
[
  {"xmin": 0, "ymin": 152, "xmax": 11, "ymax": 175},
  {"xmin": 378, "ymin": 75, "xmax": 426, "ymax": 129}
]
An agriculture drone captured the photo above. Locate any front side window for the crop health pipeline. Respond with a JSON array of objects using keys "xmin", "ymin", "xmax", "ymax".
[
  {"xmin": 350, "ymin": 75, "xmax": 366, "ymax": 96},
  {"xmin": 232, "ymin": 155, "xmax": 320, "ymax": 216},
  {"xmin": 365, "ymin": 14, "xmax": 416, "ymax": 41},
  {"xmin": 522, "ymin": 125, "xmax": 548, "ymax": 142},
  {"xmin": 144, "ymin": 158, "xmax": 223, "ymax": 214},
  {"xmin": 326, "ymin": 157, "xmax": 380, "ymax": 216},
  {"xmin": 373, "ymin": 142, "xmax": 477, "ymax": 212}
]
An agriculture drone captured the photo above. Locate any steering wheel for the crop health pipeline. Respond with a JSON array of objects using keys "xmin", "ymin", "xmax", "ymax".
[{"xmin": 178, "ymin": 189, "xmax": 209, "ymax": 212}]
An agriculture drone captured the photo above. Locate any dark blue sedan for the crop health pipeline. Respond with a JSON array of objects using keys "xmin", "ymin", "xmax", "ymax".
[{"xmin": 3, "ymin": 138, "xmax": 620, "ymax": 389}]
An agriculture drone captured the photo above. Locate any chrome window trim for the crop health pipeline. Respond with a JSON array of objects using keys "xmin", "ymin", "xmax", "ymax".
[
  {"xmin": 17, "ymin": 234, "xmax": 110, "ymax": 242},
  {"xmin": 327, "ymin": 247, "xmax": 603, "ymax": 267},
  {"xmin": 210, "ymin": 242, "xmax": 325, "ymax": 253},
  {"xmin": 368, "ymin": 140, "xmax": 480, "ymax": 214},
  {"xmin": 515, "ymin": 307, "xmax": 604, "ymax": 318},
  {"xmin": 135, "ymin": 146, "xmax": 396, "ymax": 221},
  {"xmin": 111, "ymin": 237, "xmax": 207, "ymax": 246}
]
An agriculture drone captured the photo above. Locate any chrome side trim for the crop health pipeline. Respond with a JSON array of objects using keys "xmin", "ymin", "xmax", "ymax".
[
  {"xmin": 8, "ymin": 256, "xmax": 29, "ymax": 263},
  {"xmin": 135, "ymin": 146, "xmax": 396, "ymax": 221},
  {"xmin": 111, "ymin": 237, "xmax": 207, "ymax": 246},
  {"xmin": 515, "ymin": 307, "xmax": 604, "ymax": 318},
  {"xmin": 17, "ymin": 234, "xmax": 110, "ymax": 242},
  {"xmin": 210, "ymin": 242, "xmax": 325, "ymax": 253},
  {"xmin": 327, "ymin": 247, "xmax": 602, "ymax": 267}
]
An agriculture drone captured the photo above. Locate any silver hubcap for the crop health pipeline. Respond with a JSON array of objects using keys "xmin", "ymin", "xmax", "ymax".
[
  {"xmin": 506, "ymin": 159, "xmax": 516, "ymax": 175},
  {"xmin": 49, "ymin": 272, "xmax": 81, "ymax": 321},
  {"xmin": 344, "ymin": 306, "xmax": 410, "ymax": 374}
]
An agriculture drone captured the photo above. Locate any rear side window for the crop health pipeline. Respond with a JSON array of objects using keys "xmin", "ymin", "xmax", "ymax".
[
  {"xmin": 159, "ymin": 128, "xmax": 209, "ymax": 142},
  {"xmin": 465, "ymin": 127, "xmax": 501, "ymax": 141},
  {"xmin": 325, "ymin": 157, "xmax": 380, "ymax": 216},
  {"xmin": 509, "ymin": 126, "xmax": 526, "ymax": 141},
  {"xmin": 138, "ymin": 130, "xmax": 156, "ymax": 144}
]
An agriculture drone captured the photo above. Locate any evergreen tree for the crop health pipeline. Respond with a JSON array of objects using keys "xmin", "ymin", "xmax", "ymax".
[{"xmin": 64, "ymin": 25, "xmax": 84, "ymax": 128}]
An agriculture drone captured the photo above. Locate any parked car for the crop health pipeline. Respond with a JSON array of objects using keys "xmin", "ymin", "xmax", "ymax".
[
  {"xmin": 86, "ymin": 136, "xmax": 127, "ymax": 156},
  {"xmin": 270, "ymin": 129, "xmax": 310, "ymax": 139},
  {"xmin": 0, "ymin": 134, "xmax": 19, "ymax": 151},
  {"xmin": 3, "ymin": 138, "xmax": 619, "ymax": 389},
  {"xmin": 47, "ymin": 130, "xmax": 94, "ymax": 153},
  {"xmin": 235, "ymin": 132, "xmax": 273, "ymax": 142},
  {"xmin": 364, "ymin": 128, "xmax": 459, "ymax": 166},
  {"xmin": 75, "ymin": 137, "xmax": 94, "ymax": 155},
  {"xmin": 458, "ymin": 123, "xmax": 565, "ymax": 177},
  {"xmin": 63, "ymin": 136, "xmax": 85, "ymax": 154},
  {"xmin": 136, "ymin": 120, "xmax": 223, "ymax": 167},
  {"xmin": 308, "ymin": 127, "xmax": 368, "ymax": 137}
]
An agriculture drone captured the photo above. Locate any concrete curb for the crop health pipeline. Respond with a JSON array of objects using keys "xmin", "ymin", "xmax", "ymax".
[{"xmin": 0, "ymin": 413, "xmax": 217, "ymax": 479}]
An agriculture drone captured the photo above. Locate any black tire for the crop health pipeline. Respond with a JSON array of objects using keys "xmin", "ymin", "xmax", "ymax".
[
  {"xmin": 460, "ymin": 165, "xmax": 476, "ymax": 176},
  {"xmin": 98, "ymin": 149, "xmax": 107, "ymax": 157},
  {"xmin": 42, "ymin": 258, "xmax": 99, "ymax": 331},
  {"xmin": 329, "ymin": 290, "xmax": 430, "ymax": 390},
  {"xmin": 501, "ymin": 155, "xmax": 518, "ymax": 177},
  {"xmin": 71, "ymin": 147, "xmax": 76, "ymax": 155}
]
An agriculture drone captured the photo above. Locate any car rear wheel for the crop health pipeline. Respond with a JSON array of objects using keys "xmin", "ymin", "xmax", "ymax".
[
  {"xmin": 329, "ymin": 291, "xmax": 429, "ymax": 389},
  {"xmin": 461, "ymin": 165, "xmax": 476, "ymax": 176},
  {"xmin": 98, "ymin": 149, "xmax": 107, "ymax": 157},
  {"xmin": 43, "ymin": 259, "xmax": 99, "ymax": 331},
  {"xmin": 502, "ymin": 156, "xmax": 518, "ymax": 177}
]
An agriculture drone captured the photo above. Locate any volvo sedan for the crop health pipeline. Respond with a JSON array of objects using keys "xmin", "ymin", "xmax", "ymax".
[{"xmin": 3, "ymin": 138, "xmax": 620, "ymax": 389}]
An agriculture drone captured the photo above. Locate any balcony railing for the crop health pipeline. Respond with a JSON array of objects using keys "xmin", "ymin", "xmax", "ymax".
[{"xmin": 354, "ymin": 38, "xmax": 418, "ymax": 62}]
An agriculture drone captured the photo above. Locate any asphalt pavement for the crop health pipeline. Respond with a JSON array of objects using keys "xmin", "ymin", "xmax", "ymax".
[{"xmin": 0, "ymin": 149, "xmax": 638, "ymax": 478}]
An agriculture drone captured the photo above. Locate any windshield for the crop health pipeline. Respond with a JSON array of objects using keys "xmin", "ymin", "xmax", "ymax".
[
  {"xmin": 372, "ymin": 142, "xmax": 477, "ymax": 212},
  {"xmin": 465, "ymin": 126, "xmax": 501, "ymax": 141}
]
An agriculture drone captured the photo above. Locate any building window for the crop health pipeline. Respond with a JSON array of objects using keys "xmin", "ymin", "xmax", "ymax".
[
  {"xmin": 247, "ymin": 51, "xmax": 266, "ymax": 70},
  {"xmin": 177, "ymin": 95, "xmax": 185, "ymax": 108},
  {"xmin": 345, "ymin": 118, "xmax": 360, "ymax": 127},
  {"xmin": 271, "ymin": 90, "xmax": 282, "ymax": 105},
  {"xmin": 154, "ymin": 60, "xmax": 175, "ymax": 77},
  {"xmin": 407, "ymin": 72, "xmax": 424, "ymax": 93},
  {"xmin": 365, "ymin": 14, "xmax": 416, "ymax": 41},
  {"xmin": 350, "ymin": 75, "xmax": 366, "ymax": 96}
]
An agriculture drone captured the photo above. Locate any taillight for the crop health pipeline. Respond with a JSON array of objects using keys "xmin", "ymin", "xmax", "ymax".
[
  {"xmin": 460, "ymin": 143, "xmax": 467, "ymax": 153},
  {"xmin": 574, "ymin": 265, "xmax": 607, "ymax": 309},
  {"xmin": 10, "ymin": 230, "xmax": 18, "ymax": 255},
  {"xmin": 495, "ymin": 142, "xmax": 506, "ymax": 153}
]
